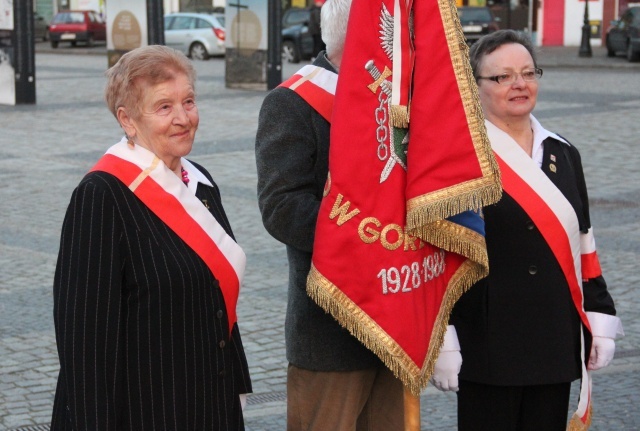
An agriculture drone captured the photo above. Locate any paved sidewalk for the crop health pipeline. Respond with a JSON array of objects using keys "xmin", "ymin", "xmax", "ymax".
[
  {"xmin": 1, "ymin": 45, "xmax": 639, "ymax": 430},
  {"xmin": 33, "ymin": 40, "xmax": 640, "ymax": 67}
]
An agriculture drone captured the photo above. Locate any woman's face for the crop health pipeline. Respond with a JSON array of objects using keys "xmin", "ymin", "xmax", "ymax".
[
  {"xmin": 476, "ymin": 43, "xmax": 538, "ymax": 125},
  {"xmin": 124, "ymin": 72, "xmax": 199, "ymax": 170}
]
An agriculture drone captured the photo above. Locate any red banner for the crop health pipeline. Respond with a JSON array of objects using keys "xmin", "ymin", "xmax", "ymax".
[{"xmin": 307, "ymin": 0, "xmax": 501, "ymax": 395}]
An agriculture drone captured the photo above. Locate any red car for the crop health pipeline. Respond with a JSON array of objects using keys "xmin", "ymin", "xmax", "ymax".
[{"xmin": 49, "ymin": 10, "xmax": 106, "ymax": 48}]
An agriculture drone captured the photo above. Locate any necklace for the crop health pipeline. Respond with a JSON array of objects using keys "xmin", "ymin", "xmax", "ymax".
[{"xmin": 181, "ymin": 167, "xmax": 190, "ymax": 186}]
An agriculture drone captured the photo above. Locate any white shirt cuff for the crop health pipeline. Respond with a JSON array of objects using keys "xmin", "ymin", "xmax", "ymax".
[
  {"xmin": 442, "ymin": 325, "xmax": 461, "ymax": 351},
  {"xmin": 586, "ymin": 312, "xmax": 624, "ymax": 339}
]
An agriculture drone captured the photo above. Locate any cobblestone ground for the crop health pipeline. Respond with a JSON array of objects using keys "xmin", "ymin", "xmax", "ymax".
[{"xmin": 1, "ymin": 47, "xmax": 639, "ymax": 430}]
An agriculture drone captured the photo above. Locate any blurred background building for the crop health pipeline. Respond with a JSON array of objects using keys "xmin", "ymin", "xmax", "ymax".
[{"xmin": 30, "ymin": 0, "xmax": 640, "ymax": 47}]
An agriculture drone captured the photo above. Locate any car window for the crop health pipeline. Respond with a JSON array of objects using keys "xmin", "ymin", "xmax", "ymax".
[
  {"xmin": 90, "ymin": 12, "xmax": 104, "ymax": 23},
  {"xmin": 215, "ymin": 16, "xmax": 225, "ymax": 27},
  {"xmin": 632, "ymin": 8, "xmax": 640, "ymax": 26},
  {"xmin": 70, "ymin": 12, "xmax": 85, "ymax": 23},
  {"xmin": 164, "ymin": 16, "xmax": 173, "ymax": 29},
  {"xmin": 283, "ymin": 9, "xmax": 309, "ymax": 27},
  {"xmin": 52, "ymin": 12, "xmax": 85, "ymax": 24},
  {"xmin": 459, "ymin": 8, "xmax": 492, "ymax": 23},
  {"xmin": 172, "ymin": 16, "xmax": 195, "ymax": 30},
  {"xmin": 196, "ymin": 18, "xmax": 211, "ymax": 29}
]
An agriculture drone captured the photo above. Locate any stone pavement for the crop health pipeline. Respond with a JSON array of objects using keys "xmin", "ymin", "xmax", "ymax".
[{"xmin": 0, "ymin": 43, "xmax": 639, "ymax": 430}]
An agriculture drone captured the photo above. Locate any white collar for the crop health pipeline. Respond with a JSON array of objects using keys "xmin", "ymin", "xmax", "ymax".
[
  {"xmin": 118, "ymin": 136, "xmax": 213, "ymax": 194},
  {"xmin": 181, "ymin": 158, "xmax": 213, "ymax": 194},
  {"xmin": 530, "ymin": 115, "xmax": 569, "ymax": 168}
]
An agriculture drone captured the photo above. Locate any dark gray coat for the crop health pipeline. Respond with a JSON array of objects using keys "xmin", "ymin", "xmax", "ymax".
[{"xmin": 255, "ymin": 55, "xmax": 380, "ymax": 371}]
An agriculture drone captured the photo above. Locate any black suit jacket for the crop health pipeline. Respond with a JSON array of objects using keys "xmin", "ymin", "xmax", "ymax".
[
  {"xmin": 451, "ymin": 137, "xmax": 616, "ymax": 386},
  {"xmin": 51, "ymin": 161, "xmax": 251, "ymax": 430}
]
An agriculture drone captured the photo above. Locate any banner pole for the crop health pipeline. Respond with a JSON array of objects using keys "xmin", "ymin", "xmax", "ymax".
[{"xmin": 403, "ymin": 387, "xmax": 421, "ymax": 431}]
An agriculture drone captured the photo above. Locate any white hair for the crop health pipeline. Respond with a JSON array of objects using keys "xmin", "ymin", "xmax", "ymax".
[{"xmin": 321, "ymin": 0, "xmax": 353, "ymax": 58}]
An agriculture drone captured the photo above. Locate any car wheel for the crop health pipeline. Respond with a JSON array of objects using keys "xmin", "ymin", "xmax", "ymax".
[
  {"xmin": 50, "ymin": 40, "xmax": 58, "ymax": 48},
  {"xmin": 71, "ymin": 41, "xmax": 77, "ymax": 47},
  {"xmin": 626, "ymin": 41, "xmax": 640, "ymax": 62},
  {"xmin": 189, "ymin": 42, "xmax": 209, "ymax": 61},
  {"xmin": 282, "ymin": 40, "xmax": 300, "ymax": 63},
  {"xmin": 87, "ymin": 34, "xmax": 94, "ymax": 47},
  {"xmin": 606, "ymin": 38, "xmax": 615, "ymax": 57}
]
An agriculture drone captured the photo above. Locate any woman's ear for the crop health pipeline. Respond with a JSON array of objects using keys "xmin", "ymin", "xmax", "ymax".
[{"xmin": 117, "ymin": 107, "xmax": 136, "ymax": 139}]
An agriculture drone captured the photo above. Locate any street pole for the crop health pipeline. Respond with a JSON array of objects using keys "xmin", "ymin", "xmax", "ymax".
[
  {"xmin": 578, "ymin": 0, "xmax": 592, "ymax": 57},
  {"xmin": 147, "ymin": 0, "xmax": 165, "ymax": 45},
  {"xmin": 267, "ymin": 0, "xmax": 282, "ymax": 90},
  {"xmin": 5, "ymin": 0, "xmax": 37, "ymax": 105}
]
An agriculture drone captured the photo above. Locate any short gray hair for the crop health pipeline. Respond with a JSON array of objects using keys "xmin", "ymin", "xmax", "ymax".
[
  {"xmin": 469, "ymin": 30, "xmax": 537, "ymax": 78},
  {"xmin": 321, "ymin": 0, "xmax": 353, "ymax": 58},
  {"xmin": 104, "ymin": 45, "xmax": 196, "ymax": 120}
]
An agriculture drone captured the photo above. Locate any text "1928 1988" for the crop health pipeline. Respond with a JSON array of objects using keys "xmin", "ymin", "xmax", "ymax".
[{"xmin": 377, "ymin": 249, "xmax": 446, "ymax": 294}]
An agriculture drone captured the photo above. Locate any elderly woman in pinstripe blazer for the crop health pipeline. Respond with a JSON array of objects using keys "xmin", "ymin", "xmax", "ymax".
[{"xmin": 51, "ymin": 45, "xmax": 252, "ymax": 431}]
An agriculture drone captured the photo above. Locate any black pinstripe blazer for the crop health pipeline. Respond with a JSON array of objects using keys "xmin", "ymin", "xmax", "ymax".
[{"xmin": 51, "ymin": 161, "xmax": 252, "ymax": 431}]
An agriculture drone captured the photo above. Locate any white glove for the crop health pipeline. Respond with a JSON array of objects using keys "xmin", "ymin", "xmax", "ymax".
[
  {"xmin": 588, "ymin": 336, "xmax": 615, "ymax": 371},
  {"xmin": 240, "ymin": 394, "xmax": 247, "ymax": 411},
  {"xmin": 430, "ymin": 325, "xmax": 462, "ymax": 392}
]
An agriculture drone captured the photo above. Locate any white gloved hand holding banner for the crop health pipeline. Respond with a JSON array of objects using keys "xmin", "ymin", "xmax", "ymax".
[
  {"xmin": 430, "ymin": 325, "xmax": 462, "ymax": 392},
  {"xmin": 586, "ymin": 311, "xmax": 624, "ymax": 371},
  {"xmin": 588, "ymin": 336, "xmax": 615, "ymax": 370}
]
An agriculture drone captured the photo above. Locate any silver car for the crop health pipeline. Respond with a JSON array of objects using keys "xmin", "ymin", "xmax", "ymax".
[{"xmin": 164, "ymin": 12, "xmax": 226, "ymax": 60}]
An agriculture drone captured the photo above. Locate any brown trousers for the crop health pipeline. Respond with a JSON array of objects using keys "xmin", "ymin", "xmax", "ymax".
[{"xmin": 287, "ymin": 364, "xmax": 405, "ymax": 431}]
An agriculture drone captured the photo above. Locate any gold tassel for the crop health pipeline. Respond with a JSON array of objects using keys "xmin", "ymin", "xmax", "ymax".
[
  {"xmin": 389, "ymin": 104, "xmax": 410, "ymax": 129},
  {"xmin": 566, "ymin": 404, "xmax": 592, "ymax": 431}
]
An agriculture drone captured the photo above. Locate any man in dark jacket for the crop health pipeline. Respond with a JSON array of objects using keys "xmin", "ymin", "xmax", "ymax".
[
  {"xmin": 309, "ymin": 0, "xmax": 325, "ymax": 58},
  {"xmin": 255, "ymin": 0, "xmax": 404, "ymax": 429}
]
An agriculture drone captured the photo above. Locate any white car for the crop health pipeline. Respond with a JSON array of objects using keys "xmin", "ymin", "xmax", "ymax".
[{"xmin": 164, "ymin": 12, "xmax": 226, "ymax": 60}]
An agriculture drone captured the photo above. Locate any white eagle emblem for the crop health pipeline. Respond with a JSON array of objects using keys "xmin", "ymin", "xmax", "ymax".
[{"xmin": 379, "ymin": 3, "xmax": 394, "ymax": 61}]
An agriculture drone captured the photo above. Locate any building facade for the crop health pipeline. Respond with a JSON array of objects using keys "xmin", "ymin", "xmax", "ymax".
[{"xmin": 32, "ymin": 0, "xmax": 638, "ymax": 46}]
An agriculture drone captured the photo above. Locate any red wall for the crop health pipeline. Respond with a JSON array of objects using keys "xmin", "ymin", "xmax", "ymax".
[{"xmin": 542, "ymin": 0, "xmax": 565, "ymax": 45}]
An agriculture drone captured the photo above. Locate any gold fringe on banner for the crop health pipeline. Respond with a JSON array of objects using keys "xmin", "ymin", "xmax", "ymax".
[
  {"xmin": 307, "ymin": 257, "xmax": 487, "ymax": 397},
  {"xmin": 414, "ymin": 219, "xmax": 489, "ymax": 268},
  {"xmin": 407, "ymin": 182, "xmax": 500, "ymax": 235}
]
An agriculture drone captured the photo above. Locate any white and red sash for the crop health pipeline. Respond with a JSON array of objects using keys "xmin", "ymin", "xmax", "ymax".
[
  {"xmin": 487, "ymin": 120, "xmax": 593, "ymax": 429},
  {"xmin": 278, "ymin": 64, "xmax": 337, "ymax": 122},
  {"xmin": 91, "ymin": 138, "xmax": 246, "ymax": 337}
]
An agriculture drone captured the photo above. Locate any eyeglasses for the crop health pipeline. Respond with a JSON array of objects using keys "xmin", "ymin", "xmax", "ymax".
[{"xmin": 476, "ymin": 68, "xmax": 543, "ymax": 85}]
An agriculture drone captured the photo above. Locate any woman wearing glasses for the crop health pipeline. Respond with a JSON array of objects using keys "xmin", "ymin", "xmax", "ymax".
[{"xmin": 429, "ymin": 30, "xmax": 623, "ymax": 430}]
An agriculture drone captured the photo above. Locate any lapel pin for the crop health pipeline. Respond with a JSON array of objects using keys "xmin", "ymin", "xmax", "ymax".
[
  {"xmin": 550, "ymin": 154, "xmax": 556, "ymax": 162},
  {"xmin": 549, "ymin": 163, "xmax": 557, "ymax": 173},
  {"xmin": 202, "ymin": 199, "xmax": 210, "ymax": 209}
]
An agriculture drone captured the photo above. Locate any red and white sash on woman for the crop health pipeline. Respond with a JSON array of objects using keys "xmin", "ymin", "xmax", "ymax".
[
  {"xmin": 279, "ymin": 64, "xmax": 337, "ymax": 122},
  {"xmin": 487, "ymin": 120, "xmax": 593, "ymax": 430},
  {"xmin": 91, "ymin": 138, "xmax": 246, "ymax": 337}
]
